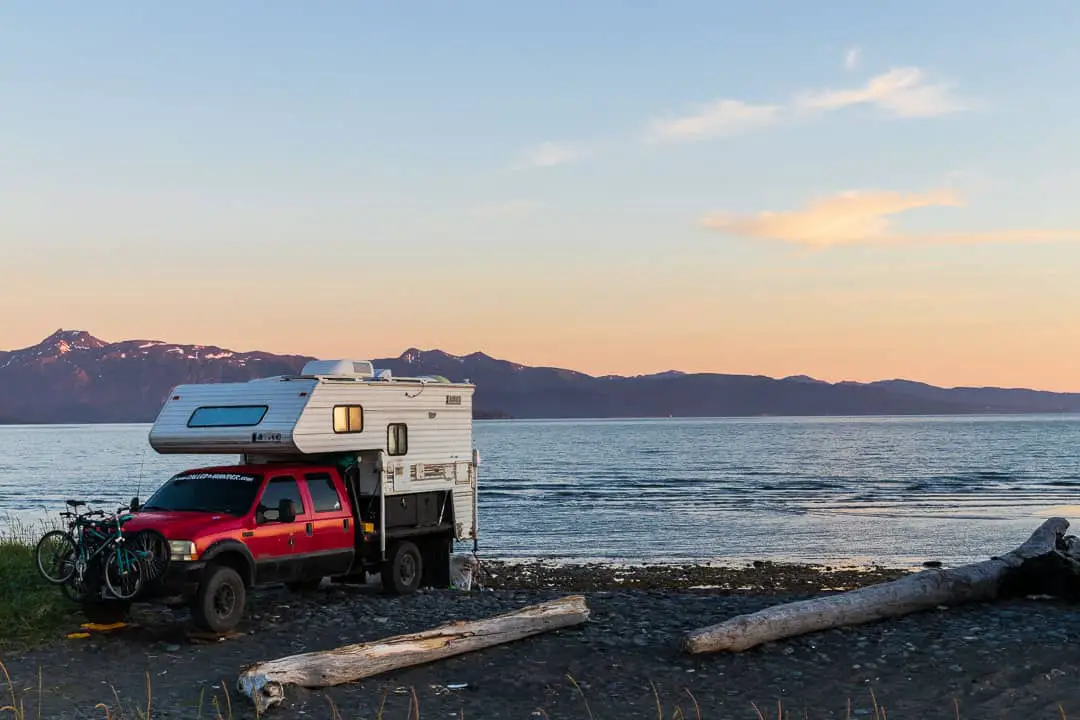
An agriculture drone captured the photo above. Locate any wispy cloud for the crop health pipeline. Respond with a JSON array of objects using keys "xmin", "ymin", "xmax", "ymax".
[
  {"xmin": 793, "ymin": 67, "xmax": 970, "ymax": 118},
  {"xmin": 643, "ymin": 64, "xmax": 971, "ymax": 146},
  {"xmin": 844, "ymin": 46, "xmax": 860, "ymax": 71},
  {"xmin": 515, "ymin": 141, "xmax": 584, "ymax": 169},
  {"xmin": 645, "ymin": 99, "xmax": 781, "ymax": 142},
  {"xmin": 521, "ymin": 61, "xmax": 973, "ymax": 161},
  {"xmin": 701, "ymin": 188, "xmax": 1080, "ymax": 249}
]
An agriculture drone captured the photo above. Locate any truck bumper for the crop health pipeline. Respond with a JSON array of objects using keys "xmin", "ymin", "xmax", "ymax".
[{"xmin": 158, "ymin": 560, "xmax": 205, "ymax": 598}]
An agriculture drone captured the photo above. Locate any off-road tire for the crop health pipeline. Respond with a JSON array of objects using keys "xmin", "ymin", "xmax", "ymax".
[
  {"xmin": 192, "ymin": 564, "xmax": 246, "ymax": 634},
  {"xmin": 81, "ymin": 599, "xmax": 132, "ymax": 626},
  {"xmin": 381, "ymin": 540, "xmax": 422, "ymax": 595}
]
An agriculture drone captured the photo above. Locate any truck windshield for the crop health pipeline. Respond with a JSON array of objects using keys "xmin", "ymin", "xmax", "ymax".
[{"xmin": 140, "ymin": 471, "xmax": 263, "ymax": 516}]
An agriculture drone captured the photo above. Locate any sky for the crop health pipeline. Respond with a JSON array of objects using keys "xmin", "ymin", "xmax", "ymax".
[{"xmin": 3, "ymin": 1, "xmax": 1080, "ymax": 391}]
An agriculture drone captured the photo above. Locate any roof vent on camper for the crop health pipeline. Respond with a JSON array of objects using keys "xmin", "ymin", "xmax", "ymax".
[
  {"xmin": 374, "ymin": 369, "xmax": 392, "ymax": 381},
  {"xmin": 301, "ymin": 359, "xmax": 375, "ymax": 378}
]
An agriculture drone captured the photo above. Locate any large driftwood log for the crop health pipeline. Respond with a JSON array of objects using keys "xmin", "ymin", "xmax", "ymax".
[
  {"xmin": 238, "ymin": 594, "xmax": 590, "ymax": 712},
  {"xmin": 685, "ymin": 517, "xmax": 1080, "ymax": 655}
]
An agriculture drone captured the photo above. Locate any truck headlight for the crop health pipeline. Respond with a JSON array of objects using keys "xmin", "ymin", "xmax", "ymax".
[{"xmin": 168, "ymin": 540, "xmax": 198, "ymax": 561}]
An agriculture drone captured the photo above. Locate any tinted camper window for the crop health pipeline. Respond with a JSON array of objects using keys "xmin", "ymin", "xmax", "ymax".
[{"xmin": 188, "ymin": 405, "xmax": 268, "ymax": 428}]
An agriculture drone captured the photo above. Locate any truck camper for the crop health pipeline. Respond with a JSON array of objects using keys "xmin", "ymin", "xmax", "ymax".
[{"xmin": 85, "ymin": 359, "xmax": 479, "ymax": 633}]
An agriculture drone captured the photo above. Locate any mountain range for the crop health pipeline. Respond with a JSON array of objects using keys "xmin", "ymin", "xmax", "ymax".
[{"xmin": 1, "ymin": 329, "xmax": 1079, "ymax": 424}]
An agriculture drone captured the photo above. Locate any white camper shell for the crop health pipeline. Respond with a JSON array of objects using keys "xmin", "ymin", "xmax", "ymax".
[{"xmin": 148, "ymin": 359, "xmax": 478, "ymax": 544}]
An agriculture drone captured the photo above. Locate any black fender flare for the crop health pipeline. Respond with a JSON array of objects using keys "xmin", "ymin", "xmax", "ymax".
[{"xmin": 200, "ymin": 539, "xmax": 256, "ymax": 586}]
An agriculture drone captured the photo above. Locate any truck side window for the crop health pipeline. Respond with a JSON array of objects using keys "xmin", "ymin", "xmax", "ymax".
[
  {"xmin": 257, "ymin": 476, "xmax": 304, "ymax": 522},
  {"xmin": 387, "ymin": 423, "xmax": 408, "ymax": 456},
  {"xmin": 304, "ymin": 472, "xmax": 343, "ymax": 513}
]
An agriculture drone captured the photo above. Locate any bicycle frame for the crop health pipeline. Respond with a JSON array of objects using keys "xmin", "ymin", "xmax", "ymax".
[{"xmin": 67, "ymin": 505, "xmax": 149, "ymax": 595}]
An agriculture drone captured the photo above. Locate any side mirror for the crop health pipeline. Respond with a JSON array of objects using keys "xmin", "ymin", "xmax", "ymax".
[
  {"xmin": 278, "ymin": 498, "xmax": 297, "ymax": 524},
  {"xmin": 130, "ymin": 496, "xmax": 141, "ymax": 512}
]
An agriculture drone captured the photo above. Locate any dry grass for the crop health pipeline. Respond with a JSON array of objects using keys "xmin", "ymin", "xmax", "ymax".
[
  {"xmin": 0, "ymin": 664, "xmax": 706, "ymax": 720},
  {"xmin": 0, "ymin": 516, "xmax": 61, "ymax": 547},
  {"xmin": 5, "ymin": 661, "xmax": 1063, "ymax": 720}
]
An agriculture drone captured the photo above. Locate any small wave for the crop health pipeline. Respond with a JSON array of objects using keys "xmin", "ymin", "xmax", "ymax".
[
  {"xmin": 756, "ymin": 481, "xmax": 846, "ymax": 492},
  {"xmin": 972, "ymin": 470, "xmax": 1016, "ymax": 480},
  {"xmin": 907, "ymin": 482, "xmax": 990, "ymax": 495},
  {"xmin": 808, "ymin": 507, "xmax": 1009, "ymax": 521}
]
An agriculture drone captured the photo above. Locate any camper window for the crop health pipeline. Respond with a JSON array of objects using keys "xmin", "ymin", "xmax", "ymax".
[
  {"xmin": 387, "ymin": 423, "xmax": 408, "ymax": 456},
  {"xmin": 187, "ymin": 405, "xmax": 268, "ymax": 428},
  {"xmin": 333, "ymin": 405, "xmax": 364, "ymax": 433},
  {"xmin": 304, "ymin": 472, "xmax": 343, "ymax": 513},
  {"xmin": 257, "ymin": 476, "xmax": 305, "ymax": 523}
]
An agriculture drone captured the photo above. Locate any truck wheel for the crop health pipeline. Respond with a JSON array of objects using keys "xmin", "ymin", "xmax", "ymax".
[
  {"xmin": 381, "ymin": 540, "xmax": 422, "ymax": 595},
  {"xmin": 81, "ymin": 599, "xmax": 132, "ymax": 625},
  {"xmin": 192, "ymin": 564, "xmax": 246, "ymax": 634}
]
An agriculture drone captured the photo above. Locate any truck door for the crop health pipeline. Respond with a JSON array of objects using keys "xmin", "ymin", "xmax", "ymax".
[
  {"xmin": 297, "ymin": 471, "xmax": 356, "ymax": 578},
  {"xmin": 249, "ymin": 474, "xmax": 310, "ymax": 584}
]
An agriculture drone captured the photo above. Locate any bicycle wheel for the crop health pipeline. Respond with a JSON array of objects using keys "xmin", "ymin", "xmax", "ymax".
[
  {"xmin": 60, "ymin": 548, "xmax": 92, "ymax": 603},
  {"xmin": 35, "ymin": 531, "xmax": 77, "ymax": 584},
  {"xmin": 129, "ymin": 529, "xmax": 170, "ymax": 582},
  {"xmin": 103, "ymin": 547, "xmax": 143, "ymax": 600}
]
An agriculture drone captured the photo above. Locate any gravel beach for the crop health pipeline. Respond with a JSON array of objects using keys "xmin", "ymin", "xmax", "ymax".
[{"xmin": 3, "ymin": 560, "xmax": 1080, "ymax": 719}]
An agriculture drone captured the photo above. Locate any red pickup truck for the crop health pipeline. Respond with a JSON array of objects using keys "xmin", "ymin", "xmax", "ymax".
[{"xmin": 88, "ymin": 461, "xmax": 455, "ymax": 633}]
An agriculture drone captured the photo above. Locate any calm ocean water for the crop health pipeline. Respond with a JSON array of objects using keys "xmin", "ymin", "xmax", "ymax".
[{"xmin": 2, "ymin": 416, "xmax": 1080, "ymax": 568}]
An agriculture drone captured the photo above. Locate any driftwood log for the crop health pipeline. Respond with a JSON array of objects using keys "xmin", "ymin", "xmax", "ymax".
[
  {"xmin": 684, "ymin": 517, "xmax": 1080, "ymax": 655},
  {"xmin": 237, "ymin": 594, "xmax": 590, "ymax": 712}
]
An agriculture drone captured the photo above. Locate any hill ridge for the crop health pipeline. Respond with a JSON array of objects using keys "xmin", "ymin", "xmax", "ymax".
[{"xmin": 2, "ymin": 329, "xmax": 1079, "ymax": 423}]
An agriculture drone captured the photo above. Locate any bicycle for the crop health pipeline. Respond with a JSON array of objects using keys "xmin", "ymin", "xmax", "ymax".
[
  {"xmin": 35, "ymin": 500, "xmax": 104, "ymax": 586},
  {"xmin": 35, "ymin": 499, "xmax": 170, "ymax": 602}
]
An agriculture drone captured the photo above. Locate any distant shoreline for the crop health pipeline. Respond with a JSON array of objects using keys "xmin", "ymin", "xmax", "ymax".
[{"xmin": 4, "ymin": 409, "xmax": 1080, "ymax": 427}]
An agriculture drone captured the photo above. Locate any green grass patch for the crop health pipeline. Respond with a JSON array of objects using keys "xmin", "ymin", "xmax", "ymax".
[{"xmin": 0, "ymin": 520, "xmax": 81, "ymax": 653}]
